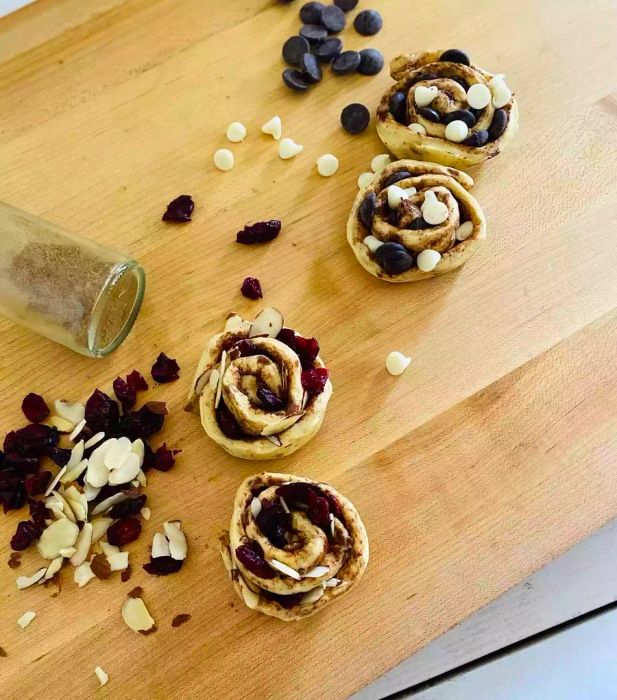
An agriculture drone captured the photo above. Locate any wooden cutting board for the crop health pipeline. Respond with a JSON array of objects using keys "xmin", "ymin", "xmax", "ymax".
[{"xmin": 1, "ymin": 1, "xmax": 617, "ymax": 698}]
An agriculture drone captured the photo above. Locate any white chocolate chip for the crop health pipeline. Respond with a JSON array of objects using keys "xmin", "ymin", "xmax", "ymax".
[
  {"xmin": 371, "ymin": 153, "xmax": 391, "ymax": 172},
  {"xmin": 226, "ymin": 121, "xmax": 247, "ymax": 143},
  {"xmin": 363, "ymin": 235, "xmax": 384, "ymax": 253},
  {"xmin": 316, "ymin": 154, "xmax": 339, "ymax": 177},
  {"xmin": 408, "ymin": 122, "xmax": 427, "ymax": 136},
  {"xmin": 261, "ymin": 115, "xmax": 282, "ymax": 140},
  {"xmin": 414, "ymin": 85, "xmax": 438, "ymax": 107},
  {"xmin": 466, "ymin": 83, "xmax": 491, "ymax": 110},
  {"xmin": 444, "ymin": 119, "xmax": 469, "ymax": 143},
  {"xmin": 456, "ymin": 221, "xmax": 474, "ymax": 241},
  {"xmin": 278, "ymin": 137, "xmax": 303, "ymax": 159},
  {"xmin": 491, "ymin": 78, "xmax": 512, "ymax": 108},
  {"xmin": 357, "ymin": 171, "xmax": 374, "ymax": 188},
  {"xmin": 417, "ymin": 249, "xmax": 442, "ymax": 272},
  {"xmin": 213, "ymin": 148, "xmax": 234, "ymax": 171},
  {"xmin": 386, "ymin": 351, "xmax": 411, "ymax": 376},
  {"xmin": 387, "ymin": 185, "xmax": 409, "ymax": 209},
  {"xmin": 421, "ymin": 190, "xmax": 449, "ymax": 225}
]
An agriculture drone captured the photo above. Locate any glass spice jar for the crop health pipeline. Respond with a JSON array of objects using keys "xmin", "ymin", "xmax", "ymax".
[{"xmin": 0, "ymin": 201, "xmax": 145, "ymax": 357}]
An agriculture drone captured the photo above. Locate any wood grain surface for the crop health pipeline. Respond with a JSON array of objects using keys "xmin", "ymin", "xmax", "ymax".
[{"xmin": 1, "ymin": 1, "xmax": 617, "ymax": 698}]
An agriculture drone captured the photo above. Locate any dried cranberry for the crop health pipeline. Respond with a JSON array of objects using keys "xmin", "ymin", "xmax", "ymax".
[
  {"xmin": 235, "ymin": 542, "xmax": 276, "ymax": 579},
  {"xmin": 45, "ymin": 446, "xmax": 72, "ymax": 467},
  {"xmin": 236, "ymin": 220, "xmax": 281, "ymax": 244},
  {"xmin": 256, "ymin": 501, "xmax": 291, "ymax": 548},
  {"xmin": 113, "ymin": 377, "xmax": 136, "ymax": 411},
  {"xmin": 85, "ymin": 389, "xmax": 120, "ymax": 434},
  {"xmin": 295, "ymin": 335, "xmax": 320, "ymax": 368},
  {"xmin": 5, "ymin": 424, "xmax": 58, "ymax": 457},
  {"xmin": 256, "ymin": 385, "xmax": 285, "ymax": 412},
  {"xmin": 276, "ymin": 482, "xmax": 335, "ymax": 532},
  {"xmin": 108, "ymin": 495, "xmax": 147, "ymax": 519},
  {"xmin": 1, "ymin": 482, "xmax": 26, "ymax": 513},
  {"xmin": 143, "ymin": 556, "xmax": 183, "ymax": 576},
  {"xmin": 10, "ymin": 521, "xmax": 36, "ymax": 551},
  {"xmin": 3, "ymin": 453, "xmax": 40, "ymax": 474},
  {"xmin": 106, "ymin": 517, "xmax": 142, "ymax": 547},
  {"xmin": 162, "ymin": 194, "xmax": 194, "ymax": 223},
  {"xmin": 28, "ymin": 498, "xmax": 49, "ymax": 532},
  {"xmin": 301, "ymin": 367, "xmax": 330, "ymax": 394},
  {"xmin": 126, "ymin": 370, "xmax": 148, "ymax": 393},
  {"xmin": 267, "ymin": 591, "xmax": 304, "ymax": 609},
  {"xmin": 151, "ymin": 353, "xmax": 180, "ymax": 383},
  {"xmin": 120, "ymin": 402, "xmax": 167, "ymax": 439},
  {"xmin": 24, "ymin": 471, "xmax": 52, "ymax": 497},
  {"xmin": 152, "ymin": 443, "xmax": 180, "ymax": 472},
  {"xmin": 277, "ymin": 482, "xmax": 313, "ymax": 504},
  {"xmin": 229, "ymin": 339, "xmax": 261, "ymax": 358},
  {"xmin": 141, "ymin": 440, "xmax": 155, "ymax": 472},
  {"xmin": 216, "ymin": 402, "xmax": 243, "ymax": 440},
  {"xmin": 307, "ymin": 487, "xmax": 330, "ymax": 530},
  {"xmin": 240, "ymin": 277, "xmax": 263, "ymax": 300},
  {"xmin": 21, "ymin": 393, "xmax": 49, "ymax": 423},
  {"xmin": 276, "ymin": 328, "xmax": 298, "ymax": 352}
]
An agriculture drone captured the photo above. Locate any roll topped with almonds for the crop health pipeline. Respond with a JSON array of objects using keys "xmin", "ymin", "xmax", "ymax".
[
  {"xmin": 186, "ymin": 309, "xmax": 332, "ymax": 459},
  {"xmin": 220, "ymin": 472, "xmax": 369, "ymax": 621}
]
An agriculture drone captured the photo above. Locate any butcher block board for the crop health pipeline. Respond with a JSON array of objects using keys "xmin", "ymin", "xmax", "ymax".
[{"xmin": 1, "ymin": 1, "xmax": 617, "ymax": 698}]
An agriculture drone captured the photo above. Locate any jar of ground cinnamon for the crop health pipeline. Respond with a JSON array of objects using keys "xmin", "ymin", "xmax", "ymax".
[{"xmin": 0, "ymin": 201, "xmax": 145, "ymax": 357}]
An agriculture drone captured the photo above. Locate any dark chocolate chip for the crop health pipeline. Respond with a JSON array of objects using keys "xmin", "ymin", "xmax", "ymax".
[
  {"xmin": 331, "ymin": 50, "xmax": 361, "ymax": 75},
  {"xmin": 353, "ymin": 9, "xmax": 383, "ymax": 36},
  {"xmin": 321, "ymin": 5, "xmax": 345, "ymax": 32},
  {"xmin": 282, "ymin": 35, "xmax": 311, "ymax": 66},
  {"xmin": 443, "ymin": 109, "xmax": 476, "ymax": 127},
  {"xmin": 418, "ymin": 107, "xmax": 441, "ymax": 123},
  {"xmin": 375, "ymin": 242, "xmax": 414, "ymax": 275},
  {"xmin": 413, "ymin": 73, "xmax": 438, "ymax": 84},
  {"xmin": 383, "ymin": 171, "xmax": 412, "ymax": 188},
  {"xmin": 439, "ymin": 49, "xmax": 470, "ymax": 66},
  {"xmin": 299, "ymin": 52, "xmax": 322, "ymax": 83},
  {"xmin": 408, "ymin": 217, "xmax": 429, "ymax": 230},
  {"xmin": 451, "ymin": 77, "xmax": 469, "ymax": 90},
  {"xmin": 463, "ymin": 129, "xmax": 489, "ymax": 147},
  {"xmin": 389, "ymin": 91, "xmax": 408, "ymax": 125},
  {"xmin": 299, "ymin": 2, "xmax": 324, "ymax": 24},
  {"xmin": 387, "ymin": 209, "xmax": 399, "ymax": 226},
  {"xmin": 282, "ymin": 68, "xmax": 312, "ymax": 91},
  {"xmin": 357, "ymin": 48, "xmax": 384, "ymax": 76},
  {"xmin": 314, "ymin": 37, "xmax": 343, "ymax": 62},
  {"xmin": 469, "ymin": 107, "xmax": 484, "ymax": 119},
  {"xmin": 334, "ymin": 0, "xmax": 358, "ymax": 10},
  {"xmin": 487, "ymin": 108, "xmax": 508, "ymax": 141},
  {"xmin": 341, "ymin": 103, "xmax": 370, "ymax": 134},
  {"xmin": 358, "ymin": 192, "xmax": 377, "ymax": 229},
  {"xmin": 300, "ymin": 23, "xmax": 328, "ymax": 42}
]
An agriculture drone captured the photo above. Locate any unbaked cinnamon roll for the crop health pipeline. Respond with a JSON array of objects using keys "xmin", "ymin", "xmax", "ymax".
[
  {"xmin": 376, "ymin": 49, "xmax": 519, "ymax": 169},
  {"xmin": 220, "ymin": 472, "xmax": 369, "ymax": 621},
  {"xmin": 185, "ymin": 309, "xmax": 332, "ymax": 459}
]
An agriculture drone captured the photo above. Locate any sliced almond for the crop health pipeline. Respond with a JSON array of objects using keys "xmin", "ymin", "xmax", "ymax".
[
  {"xmin": 194, "ymin": 368, "xmax": 213, "ymax": 396},
  {"xmin": 44, "ymin": 466, "xmax": 67, "ymax": 497},
  {"xmin": 62, "ymin": 458, "xmax": 88, "ymax": 484},
  {"xmin": 134, "ymin": 470, "xmax": 147, "ymax": 488},
  {"xmin": 51, "ymin": 491, "xmax": 77, "ymax": 523},
  {"xmin": 238, "ymin": 576, "xmax": 259, "ymax": 610},
  {"xmin": 58, "ymin": 547, "xmax": 77, "ymax": 557},
  {"xmin": 37, "ymin": 519, "xmax": 79, "ymax": 560},
  {"xmin": 224, "ymin": 313, "xmax": 247, "ymax": 332},
  {"xmin": 90, "ymin": 517, "xmax": 113, "ymax": 543},
  {"xmin": 265, "ymin": 435, "xmax": 283, "ymax": 447},
  {"xmin": 121, "ymin": 596, "xmax": 156, "ymax": 634},
  {"xmin": 100, "ymin": 541, "xmax": 119, "ymax": 557},
  {"xmin": 107, "ymin": 551, "xmax": 129, "ymax": 572},
  {"xmin": 104, "ymin": 436, "xmax": 132, "ymax": 470},
  {"xmin": 261, "ymin": 413, "xmax": 302, "ymax": 437},
  {"xmin": 163, "ymin": 522, "xmax": 187, "ymax": 561},
  {"xmin": 131, "ymin": 438, "xmax": 145, "ymax": 463},
  {"xmin": 323, "ymin": 577, "xmax": 341, "ymax": 588},
  {"xmin": 69, "ymin": 522, "xmax": 93, "ymax": 567},
  {"xmin": 44, "ymin": 557, "xmax": 64, "ymax": 580},
  {"xmin": 16, "ymin": 568, "xmax": 47, "ymax": 590},
  {"xmin": 214, "ymin": 351, "xmax": 227, "ymax": 409},
  {"xmin": 152, "ymin": 533, "xmax": 171, "ymax": 559},
  {"xmin": 279, "ymin": 497, "xmax": 290, "ymax": 514},
  {"xmin": 54, "ymin": 399, "xmax": 85, "ymax": 425},
  {"xmin": 248, "ymin": 307, "xmax": 284, "ymax": 339},
  {"xmin": 269, "ymin": 559, "xmax": 300, "ymax": 580},
  {"xmin": 64, "ymin": 440, "xmax": 85, "ymax": 472},
  {"xmin": 69, "ymin": 418, "xmax": 87, "ymax": 442},
  {"xmin": 91, "ymin": 492, "xmax": 128, "ymax": 517},
  {"xmin": 84, "ymin": 482, "xmax": 101, "ymax": 501},
  {"xmin": 64, "ymin": 485, "xmax": 88, "ymax": 522},
  {"xmin": 302, "ymin": 565, "xmax": 329, "ymax": 579},
  {"xmin": 140, "ymin": 506, "xmax": 151, "ymax": 521},
  {"xmin": 85, "ymin": 440, "xmax": 113, "ymax": 488},
  {"xmin": 250, "ymin": 497, "xmax": 262, "ymax": 519},
  {"xmin": 17, "ymin": 611, "xmax": 36, "ymax": 629},
  {"xmin": 84, "ymin": 431, "xmax": 105, "ymax": 449},
  {"xmin": 74, "ymin": 562, "xmax": 96, "ymax": 588},
  {"xmin": 301, "ymin": 585, "xmax": 325, "ymax": 605},
  {"xmin": 208, "ymin": 369, "xmax": 220, "ymax": 391},
  {"xmin": 94, "ymin": 667, "xmax": 109, "ymax": 687},
  {"xmin": 45, "ymin": 415, "xmax": 74, "ymax": 433},
  {"xmin": 302, "ymin": 391, "xmax": 309, "ymax": 410},
  {"xmin": 108, "ymin": 452, "xmax": 140, "ymax": 485}
]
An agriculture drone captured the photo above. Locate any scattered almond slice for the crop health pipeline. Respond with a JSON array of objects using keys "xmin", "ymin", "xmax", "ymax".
[
  {"xmin": 84, "ymin": 431, "xmax": 105, "ymax": 449},
  {"xmin": 250, "ymin": 498, "xmax": 262, "ymax": 519},
  {"xmin": 63, "ymin": 440, "xmax": 85, "ymax": 473},
  {"xmin": 91, "ymin": 492, "xmax": 129, "ymax": 517},
  {"xmin": 108, "ymin": 452, "xmax": 141, "ymax": 485},
  {"xmin": 140, "ymin": 507, "xmax": 151, "ymax": 521},
  {"xmin": 248, "ymin": 307, "xmax": 284, "ymax": 339},
  {"xmin": 54, "ymin": 399, "xmax": 85, "ymax": 425},
  {"xmin": 44, "ymin": 466, "xmax": 67, "ymax": 497},
  {"xmin": 104, "ymin": 436, "xmax": 132, "ymax": 470},
  {"xmin": 62, "ymin": 458, "xmax": 88, "ymax": 484},
  {"xmin": 94, "ymin": 666, "xmax": 109, "ymax": 687},
  {"xmin": 134, "ymin": 470, "xmax": 147, "ymax": 488},
  {"xmin": 64, "ymin": 485, "xmax": 88, "ymax": 522},
  {"xmin": 163, "ymin": 522, "xmax": 187, "ymax": 561},
  {"xmin": 70, "ymin": 522, "xmax": 93, "ymax": 567},
  {"xmin": 100, "ymin": 541, "xmax": 120, "ymax": 557},
  {"xmin": 74, "ymin": 562, "xmax": 96, "ymax": 588},
  {"xmin": 37, "ymin": 519, "xmax": 79, "ymax": 560},
  {"xmin": 69, "ymin": 418, "xmax": 86, "ymax": 442},
  {"xmin": 16, "ymin": 568, "xmax": 47, "ymax": 590},
  {"xmin": 152, "ymin": 533, "xmax": 171, "ymax": 559},
  {"xmin": 84, "ymin": 482, "xmax": 101, "ymax": 501},
  {"xmin": 131, "ymin": 438, "xmax": 145, "ymax": 463},
  {"xmin": 302, "ymin": 565, "xmax": 329, "ymax": 579},
  {"xmin": 90, "ymin": 518, "xmax": 113, "ymax": 543},
  {"xmin": 51, "ymin": 491, "xmax": 77, "ymax": 523},
  {"xmin": 279, "ymin": 497, "xmax": 290, "ymax": 514},
  {"xmin": 58, "ymin": 547, "xmax": 77, "ymax": 558},
  {"xmin": 45, "ymin": 415, "xmax": 74, "ymax": 433},
  {"xmin": 85, "ymin": 440, "xmax": 112, "ymax": 488},
  {"xmin": 121, "ymin": 595, "xmax": 156, "ymax": 634},
  {"xmin": 17, "ymin": 611, "xmax": 36, "ymax": 629},
  {"xmin": 269, "ymin": 559, "xmax": 300, "ymax": 580},
  {"xmin": 44, "ymin": 557, "xmax": 63, "ymax": 580},
  {"xmin": 301, "ymin": 585, "xmax": 325, "ymax": 605},
  {"xmin": 107, "ymin": 552, "xmax": 129, "ymax": 572}
]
